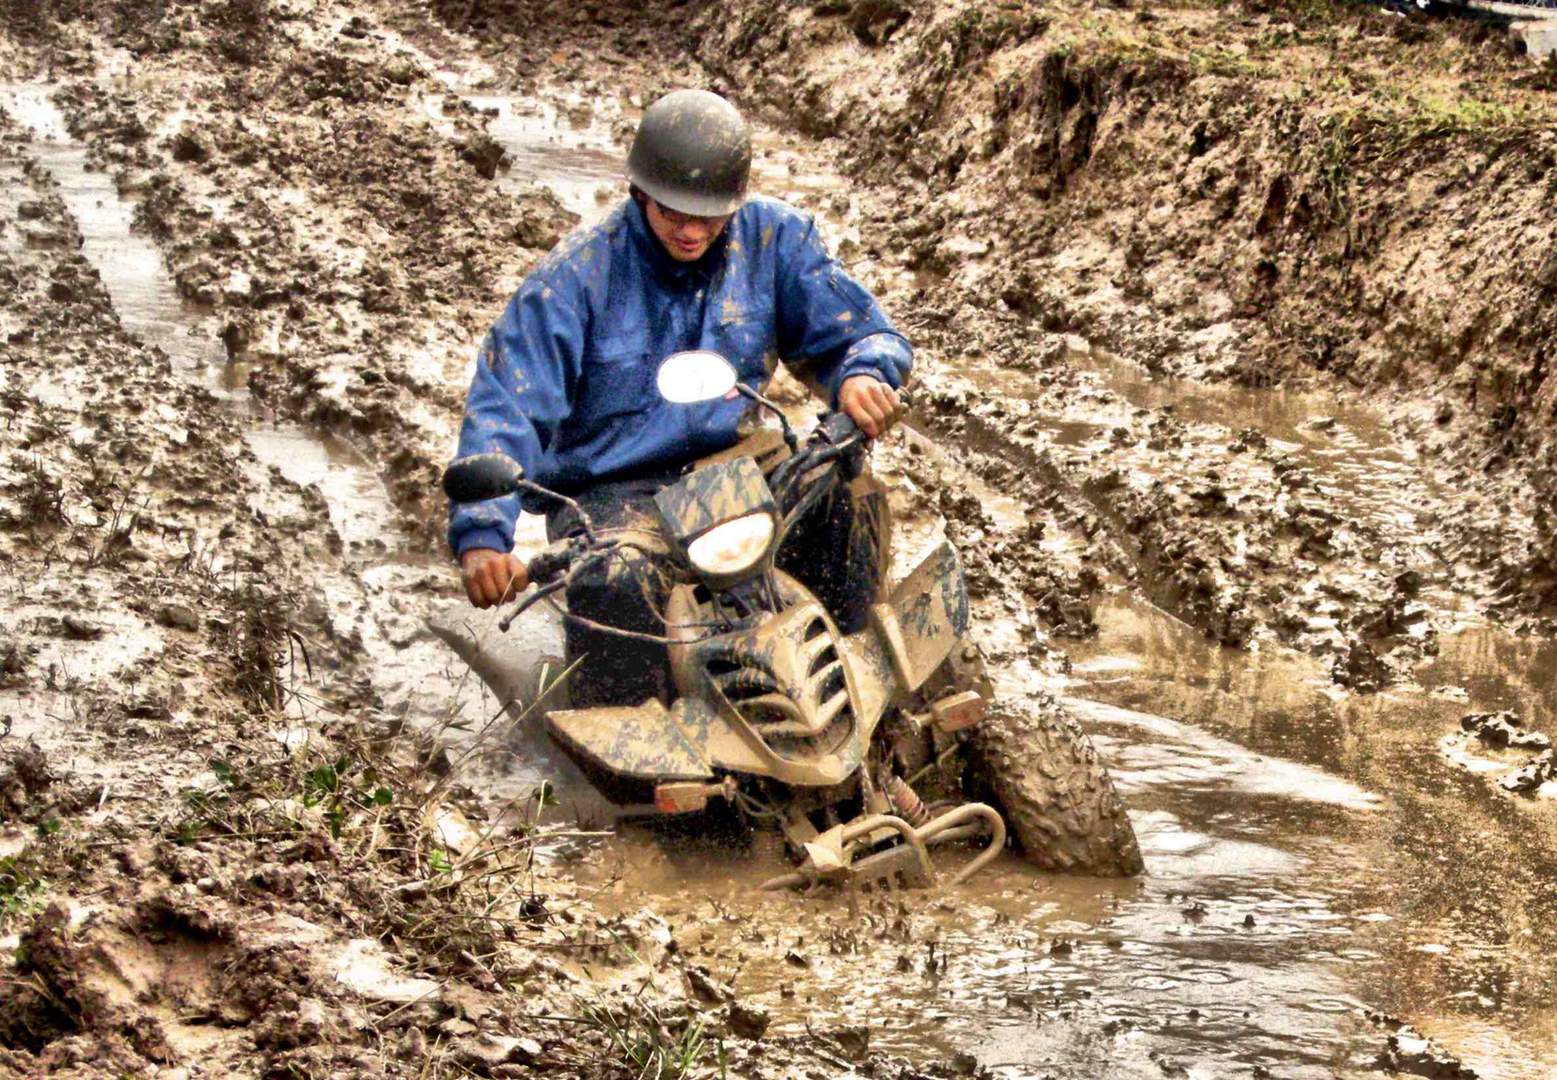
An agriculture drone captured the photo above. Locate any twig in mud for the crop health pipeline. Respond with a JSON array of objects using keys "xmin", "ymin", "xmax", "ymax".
[
  {"xmin": 374, "ymin": 981, "xmax": 447, "ymax": 1029},
  {"xmin": 84, "ymin": 467, "xmax": 151, "ymax": 569},
  {"xmin": 0, "ymin": 973, "xmax": 68, "ymax": 1012},
  {"xmin": 513, "ymin": 1012, "xmax": 599, "ymax": 1025},
  {"xmin": 447, "ymin": 828, "xmax": 614, "ymax": 875},
  {"xmin": 429, "ymin": 654, "xmax": 478, "ymax": 740}
]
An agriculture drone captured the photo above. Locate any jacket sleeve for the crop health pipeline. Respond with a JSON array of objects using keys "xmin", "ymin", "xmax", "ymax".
[
  {"xmin": 447, "ymin": 280, "xmax": 585, "ymax": 558},
  {"xmin": 774, "ymin": 215, "xmax": 912, "ymax": 404}
]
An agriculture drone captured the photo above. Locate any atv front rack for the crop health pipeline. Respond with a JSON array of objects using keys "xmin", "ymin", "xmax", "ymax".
[{"xmin": 757, "ymin": 803, "xmax": 1006, "ymax": 892}]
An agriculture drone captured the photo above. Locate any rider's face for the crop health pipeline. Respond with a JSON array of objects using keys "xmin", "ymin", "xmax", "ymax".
[{"xmin": 644, "ymin": 198, "xmax": 731, "ymax": 262}]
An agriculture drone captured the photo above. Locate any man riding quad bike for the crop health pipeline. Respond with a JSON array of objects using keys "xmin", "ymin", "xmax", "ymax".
[{"xmin": 445, "ymin": 90, "xmax": 1141, "ymax": 886}]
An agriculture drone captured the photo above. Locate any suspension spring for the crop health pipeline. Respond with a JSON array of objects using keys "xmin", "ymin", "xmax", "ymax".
[{"xmin": 885, "ymin": 775, "xmax": 931, "ymax": 828}]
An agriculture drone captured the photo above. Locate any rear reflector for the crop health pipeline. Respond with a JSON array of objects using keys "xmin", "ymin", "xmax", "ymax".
[
  {"xmin": 929, "ymin": 690, "xmax": 986, "ymax": 733},
  {"xmin": 653, "ymin": 779, "xmax": 733, "ymax": 814}
]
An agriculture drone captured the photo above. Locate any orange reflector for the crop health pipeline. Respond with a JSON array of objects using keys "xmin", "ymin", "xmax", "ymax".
[
  {"xmin": 929, "ymin": 690, "xmax": 986, "ymax": 733},
  {"xmin": 653, "ymin": 780, "xmax": 731, "ymax": 814}
]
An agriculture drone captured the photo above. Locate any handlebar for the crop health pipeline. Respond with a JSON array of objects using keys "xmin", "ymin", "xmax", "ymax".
[
  {"xmin": 442, "ymin": 453, "xmax": 523, "ymax": 504},
  {"xmin": 818, "ymin": 408, "xmax": 860, "ymax": 446},
  {"xmin": 526, "ymin": 542, "xmax": 575, "ymax": 587},
  {"xmin": 471, "ymin": 396, "xmax": 910, "ymax": 632}
]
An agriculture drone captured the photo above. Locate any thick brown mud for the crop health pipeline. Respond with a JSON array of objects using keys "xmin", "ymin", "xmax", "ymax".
[{"xmin": 3, "ymin": 1, "xmax": 1557, "ymax": 1078}]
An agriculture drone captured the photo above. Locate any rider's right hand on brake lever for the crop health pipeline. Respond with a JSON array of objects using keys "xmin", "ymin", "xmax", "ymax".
[{"xmin": 460, "ymin": 548, "xmax": 529, "ymax": 608}]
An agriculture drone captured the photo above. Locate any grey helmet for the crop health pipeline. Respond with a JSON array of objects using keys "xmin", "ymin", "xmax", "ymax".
[{"xmin": 626, "ymin": 89, "xmax": 751, "ymax": 217}]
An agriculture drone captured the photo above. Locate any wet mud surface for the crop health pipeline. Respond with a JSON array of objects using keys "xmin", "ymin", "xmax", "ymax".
[{"xmin": 2, "ymin": 1, "xmax": 1557, "ymax": 1077}]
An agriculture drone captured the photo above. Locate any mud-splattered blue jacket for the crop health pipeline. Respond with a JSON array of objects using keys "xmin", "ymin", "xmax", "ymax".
[{"xmin": 448, "ymin": 195, "xmax": 912, "ymax": 557}]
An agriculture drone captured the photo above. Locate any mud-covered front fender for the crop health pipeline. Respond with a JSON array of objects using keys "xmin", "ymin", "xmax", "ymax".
[
  {"xmin": 544, "ymin": 698, "xmax": 716, "ymax": 783},
  {"xmin": 868, "ymin": 538, "xmax": 970, "ymax": 695}
]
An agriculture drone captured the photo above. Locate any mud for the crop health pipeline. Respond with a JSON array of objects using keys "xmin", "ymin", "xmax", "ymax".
[
  {"xmin": 695, "ymin": 0, "xmax": 1557, "ymax": 611},
  {"xmin": 3, "ymin": 0, "xmax": 1557, "ymax": 1077}
]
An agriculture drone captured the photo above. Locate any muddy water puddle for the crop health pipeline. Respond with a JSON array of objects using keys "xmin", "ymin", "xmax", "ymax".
[
  {"xmin": 579, "ymin": 728, "xmax": 1390, "ymax": 1078},
  {"xmin": 582, "ymin": 589, "xmax": 1555, "ymax": 1075},
  {"xmin": 1067, "ymin": 593, "xmax": 1557, "ymax": 1076},
  {"xmin": 557, "ymin": 589, "xmax": 1405, "ymax": 1076}
]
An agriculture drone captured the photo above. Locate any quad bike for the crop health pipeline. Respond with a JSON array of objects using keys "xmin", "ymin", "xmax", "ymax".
[{"xmin": 443, "ymin": 350, "xmax": 1142, "ymax": 890}]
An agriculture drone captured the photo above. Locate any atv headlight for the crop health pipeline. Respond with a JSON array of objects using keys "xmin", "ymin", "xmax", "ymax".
[{"xmin": 686, "ymin": 512, "xmax": 775, "ymax": 579}]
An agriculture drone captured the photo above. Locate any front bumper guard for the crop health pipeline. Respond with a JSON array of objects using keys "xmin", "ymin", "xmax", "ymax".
[{"xmin": 757, "ymin": 802, "xmax": 1006, "ymax": 892}]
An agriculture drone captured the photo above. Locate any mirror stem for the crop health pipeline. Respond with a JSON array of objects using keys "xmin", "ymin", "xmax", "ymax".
[
  {"xmin": 734, "ymin": 384, "xmax": 798, "ymax": 453},
  {"xmin": 516, "ymin": 479, "xmax": 597, "ymax": 542}
]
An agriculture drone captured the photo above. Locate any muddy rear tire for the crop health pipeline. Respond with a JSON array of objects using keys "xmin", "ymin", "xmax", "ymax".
[{"xmin": 968, "ymin": 692, "xmax": 1143, "ymax": 876}]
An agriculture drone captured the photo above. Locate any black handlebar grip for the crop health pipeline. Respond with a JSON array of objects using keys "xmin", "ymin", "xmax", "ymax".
[
  {"xmin": 820, "ymin": 409, "xmax": 858, "ymax": 444},
  {"xmin": 443, "ymin": 454, "xmax": 524, "ymax": 504},
  {"xmin": 526, "ymin": 546, "xmax": 573, "ymax": 586}
]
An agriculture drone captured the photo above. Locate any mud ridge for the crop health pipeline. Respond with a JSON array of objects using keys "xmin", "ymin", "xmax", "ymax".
[{"xmin": 693, "ymin": 0, "xmax": 1557, "ymax": 615}]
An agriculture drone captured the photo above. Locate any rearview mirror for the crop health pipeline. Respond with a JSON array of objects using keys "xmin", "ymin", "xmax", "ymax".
[
  {"xmin": 443, "ymin": 453, "xmax": 523, "ymax": 503},
  {"xmin": 656, "ymin": 350, "xmax": 738, "ymax": 405}
]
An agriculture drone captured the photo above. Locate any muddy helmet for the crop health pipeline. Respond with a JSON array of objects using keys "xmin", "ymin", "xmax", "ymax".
[{"xmin": 627, "ymin": 89, "xmax": 751, "ymax": 217}]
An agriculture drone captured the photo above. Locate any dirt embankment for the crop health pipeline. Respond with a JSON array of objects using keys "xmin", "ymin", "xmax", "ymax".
[{"xmin": 691, "ymin": 0, "xmax": 1557, "ymax": 609}]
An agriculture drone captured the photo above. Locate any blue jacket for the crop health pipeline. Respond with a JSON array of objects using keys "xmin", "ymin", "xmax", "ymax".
[{"xmin": 448, "ymin": 195, "xmax": 912, "ymax": 557}]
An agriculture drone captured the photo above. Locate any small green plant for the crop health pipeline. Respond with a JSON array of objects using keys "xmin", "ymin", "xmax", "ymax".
[
  {"xmin": 173, "ymin": 749, "xmax": 395, "ymax": 844},
  {"xmin": 578, "ymin": 994, "xmax": 717, "ymax": 1080},
  {"xmin": 301, "ymin": 758, "xmax": 393, "ymax": 838},
  {"xmin": 0, "ymin": 850, "xmax": 51, "ymax": 926}
]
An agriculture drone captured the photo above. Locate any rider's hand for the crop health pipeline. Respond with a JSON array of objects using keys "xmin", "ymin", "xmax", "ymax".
[
  {"xmin": 460, "ymin": 548, "xmax": 529, "ymax": 608},
  {"xmin": 839, "ymin": 374, "xmax": 902, "ymax": 439}
]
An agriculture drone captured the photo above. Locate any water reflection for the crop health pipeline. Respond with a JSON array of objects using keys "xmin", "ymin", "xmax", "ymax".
[{"xmin": 1070, "ymin": 593, "xmax": 1557, "ymax": 1077}]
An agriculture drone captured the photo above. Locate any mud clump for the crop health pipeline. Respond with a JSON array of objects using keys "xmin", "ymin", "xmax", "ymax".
[
  {"xmin": 1330, "ymin": 640, "xmax": 1393, "ymax": 695},
  {"xmin": 1501, "ymin": 749, "xmax": 1556, "ymax": 795},
  {"xmin": 1461, "ymin": 710, "xmax": 1551, "ymax": 752},
  {"xmin": 1369, "ymin": 1011, "xmax": 1479, "ymax": 1078},
  {"xmin": 0, "ymin": 742, "xmax": 56, "ymax": 823}
]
